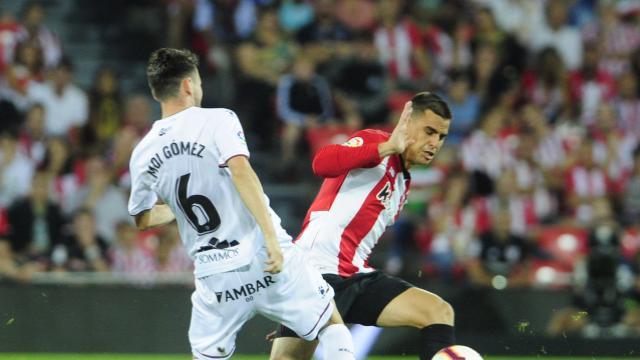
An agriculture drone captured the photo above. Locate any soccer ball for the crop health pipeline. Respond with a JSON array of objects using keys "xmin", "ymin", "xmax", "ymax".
[{"xmin": 432, "ymin": 345, "xmax": 483, "ymax": 359}]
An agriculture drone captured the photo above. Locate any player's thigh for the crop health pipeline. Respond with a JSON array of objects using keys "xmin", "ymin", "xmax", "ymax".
[
  {"xmin": 270, "ymin": 336, "xmax": 318, "ymax": 360},
  {"xmin": 259, "ymin": 246, "xmax": 334, "ymax": 341},
  {"xmin": 376, "ymin": 287, "xmax": 454, "ymax": 328},
  {"xmin": 342, "ymin": 272, "xmax": 413, "ymax": 326},
  {"xmin": 189, "ymin": 272, "xmax": 255, "ymax": 359}
]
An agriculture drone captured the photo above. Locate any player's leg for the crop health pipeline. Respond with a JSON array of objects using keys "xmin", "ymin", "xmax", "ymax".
[
  {"xmin": 189, "ymin": 270, "xmax": 254, "ymax": 360},
  {"xmin": 269, "ymin": 302, "xmax": 347, "ymax": 360},
  {"xmin": 270, "ymin": 332, "xmax": 318, "ymax": 360},
  {"xmin": 316, "ymin": 302, "xmax": 354, "ymax": 360},
  {"xmin": 341, "ymin": 272, "xmax": 454, "ymax": 360},
  {"xmin": 262, "ymin": 247, "xmax": 354, "ymax": 360},
  {"xmin": 375, "ymin": 287, "xmax": 455, "ymax": 360}
]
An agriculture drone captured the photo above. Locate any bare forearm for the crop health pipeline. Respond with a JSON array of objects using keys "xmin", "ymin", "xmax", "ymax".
[
  {"xmin": 136, "ymin": 204, "xmax": 175, "ymax": 230},
  {"xmin": 230, "ymin": 168, "xmax": 278, "ymax": 243}
]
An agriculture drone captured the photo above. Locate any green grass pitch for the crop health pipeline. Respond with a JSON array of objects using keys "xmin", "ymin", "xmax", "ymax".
[{"xmin": 0, "ymin": 355, "xmax": 637, "ymax": 360}]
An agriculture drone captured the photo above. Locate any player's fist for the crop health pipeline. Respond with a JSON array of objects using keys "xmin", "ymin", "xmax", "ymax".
[{"xmin": 264, "ymin": 245, "xmax": 284, "ymax": 274}]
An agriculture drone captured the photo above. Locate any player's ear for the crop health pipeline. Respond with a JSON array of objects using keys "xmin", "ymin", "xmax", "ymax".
[{"xmin": 182, "ymin": 76, "xmax": 193, "ymax": 97}]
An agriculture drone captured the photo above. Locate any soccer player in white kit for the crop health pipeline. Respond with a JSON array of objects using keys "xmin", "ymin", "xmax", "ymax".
[{"xmin": 127, "ymin": 48, "xmax": 355, "ymax": 360}]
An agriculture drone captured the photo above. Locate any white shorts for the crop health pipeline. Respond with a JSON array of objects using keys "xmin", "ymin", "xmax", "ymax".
[{"xmin": 189, "ymin": 245, "xmax": 335, "ymax": 359}]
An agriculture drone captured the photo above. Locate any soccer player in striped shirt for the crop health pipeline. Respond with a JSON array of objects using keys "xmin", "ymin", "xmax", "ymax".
[{"xmin": 271, "ymin": 92, "xmax": 455, "ymax": 360}]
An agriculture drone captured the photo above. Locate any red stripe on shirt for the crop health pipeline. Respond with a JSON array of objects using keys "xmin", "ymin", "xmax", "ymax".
[{"xmin": 337, "ymin": 161, "xmax": 392, "ymax": 276}]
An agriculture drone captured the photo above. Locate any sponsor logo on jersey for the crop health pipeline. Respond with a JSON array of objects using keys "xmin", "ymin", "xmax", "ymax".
[
  {"xmin": 196, "ymin": 248, "xmax": 240, "ymax": 264},
  {"xmin": 215, "ymin": 275, "xmax": 276, "ymax": 303},
  {"xmin": 159, "ymin": 127, "xmax": 171, "ymax": 136},
  {"xmin": 341, "ymin": 136, "xmax": 364, "ymax": 148},
  {"xmin": 376, "ymin": 181, "xmax": 392, "ymax": 208}
]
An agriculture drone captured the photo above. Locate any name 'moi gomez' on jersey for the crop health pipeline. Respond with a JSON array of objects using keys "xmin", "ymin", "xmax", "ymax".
[{"xmin": 146, "ymin": 141, "xmax": 206, "ymax": 179}]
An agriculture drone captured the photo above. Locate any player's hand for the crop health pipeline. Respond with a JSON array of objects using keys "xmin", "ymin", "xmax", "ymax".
[
  {"xmin": 379, "ymin": 101, "xmax": 415, "ymax": 156},
  {"xmin": 264, "ymin": 244, "xmax": 284, "ymax": 274}
]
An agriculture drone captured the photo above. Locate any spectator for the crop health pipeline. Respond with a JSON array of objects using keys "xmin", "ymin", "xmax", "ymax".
[
  {"xmin": 425, "ymin": 172, "xmax": 489, "ymax": 277},
  {"xmin": 296, "ymin": 0, "xmax": 352, "ymax": 45},
  {"xmin": 110, "ymin": 221, "xmax": 155, "ymax": 273},
  {"xmin": 27, "ymin": 57, "xmax": 89, "ymax": 138},
  {"xmin": 582, "ymin": 0, "xmax": 640, "ymax": 77},
  {"xmin": 374, "ymin": 0, "xmax": 428, "ymax": 84},
  {"xmin": 278, "ymin": 0, "xmax": 315, "ymax": 33},
  {"xmin": 0, "ymin": 128, "xmax": 35, "ymax": 209},
  {"xmin": 615, "ymin": 71, "xmax": 640, "ymax": 135},
  {"xmin": 530, "ymin": 0, "xmax": 583, "ymax": 70},
  {"xmin": 122, "ymin": 94, "xmax": 154, "ymax": 139},
  {"xmin": 564, "ymin": 140, "xmax": 611, "ymax": 225},
  {"xmin": 276, "ymin": 55, "xmax": 333, "ymax": 167},
  {"xmin": 3, "ymin": 170, "xmax": 65, "ymax": 269},
  {"xmin": 441, "ymin": 70, "xmax": 480, "ymax": 145},
  {"xmin": 1, "ymin": 39, "xmax": 44, "ymax": 111},
  {"xmin": 521, "ymin": 47, "xmax": 570, "ymax": 122},
  {"xmin": 467, "ymin": 208, "xmax": 532, "ymax": 288},
  {"xmin": 155, "ymin": 223, "xmax": 192, "ymax": 273},
  {"xmin": 334, "ymin": 0, "xmax": 376, "ymax": 34},
  {"xmin": 53, "ymin": 208, "xmax": 109, "ymax": 272},
  {"xmin": 461, "ymin": 108, "xmax": 513, "ymax": 181},
  {"xmin": 483, "ymin": 0, "xmax": 545, "ymax": 46},
  {"xmin": 0, "ymin": 10, "xmax": 22, "ymax": 73},
  {"xmin": 623, "ymin": 146, "xmax": 640, "ymax": 225},
  {"xmin": 41, "ymin": 137, "xmax": 80, "ymax": 210},
  {"xmin": 568, "ymin": 42, "xmax": 617, "ymax": 125},
  {"xmin": 235, "ymin": 9, "xmax": 297, "ymax": 149},
  {"xmin": 83, "ymin": 67, "xmax": 123, "ymax": 149},
  {"xmin": 328, "ymin": 34, "xmax": 388, "ymax": 124},
  {"xmin": 17, "ymin": 1, "xmax": 61, "ymax": 69},
  {"xmin": 67, "ymin": 154, "xmax": 130, "ymax": 243},
  {"xmin": 470, "ymin": 6, "xmax": 525, "ymax": 73},
  {"xmin": 18, "ymin": 102, "xmax": 47, "ymax": 164}
]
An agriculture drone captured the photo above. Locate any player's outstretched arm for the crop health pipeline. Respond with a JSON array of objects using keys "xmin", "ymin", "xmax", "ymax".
[
  {"xmin": 312, "ymin": 101, "xmax": 414, "ymax": 178},
  {"xmin": 227, "ymin": 155, "xmax": 283, "ymax": 274},
  {"xmin": 134, "ymin": 204, "xmax": 176, "ymax": 230}
]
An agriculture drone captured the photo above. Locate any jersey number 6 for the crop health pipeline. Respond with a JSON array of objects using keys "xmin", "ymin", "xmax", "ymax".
[{"xmin": 176, "ymin": 173, "xmax": 221, "ymax": 234}]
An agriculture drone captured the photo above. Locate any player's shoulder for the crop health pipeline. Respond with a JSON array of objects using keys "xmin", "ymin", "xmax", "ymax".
[
  {"xmin": 197, "ymin": 107, "xmax": 238, "ymax": 121},
  {"xmin": 350, "ymin": 128, "xmax": 390, "ymax": 143}
]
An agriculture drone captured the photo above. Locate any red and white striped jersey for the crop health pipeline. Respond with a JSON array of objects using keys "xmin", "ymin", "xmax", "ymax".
[{"xmin": 295, "ymin": 129, "xmax": 411, "ymax": 277}]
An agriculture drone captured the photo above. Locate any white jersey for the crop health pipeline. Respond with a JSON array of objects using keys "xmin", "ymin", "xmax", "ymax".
[{"xmin": 128, "ymin": 107, "xmax": 291, "ymax": 278}]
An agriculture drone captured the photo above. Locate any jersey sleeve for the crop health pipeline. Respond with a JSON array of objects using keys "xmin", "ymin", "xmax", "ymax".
[
  {"xmin": 213, "ymin": 109, "xmax": 250, "ymax": 166},
  {"xmin": 312, "ymin": 129, "xmax": 389, "ymax": 178},
  {"xmin": 127, "ymin": 151, "xmax": 158, "ymax": 216}
]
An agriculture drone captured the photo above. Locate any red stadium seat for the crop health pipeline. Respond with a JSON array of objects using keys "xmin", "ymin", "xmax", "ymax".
[
  {"xmin": 537, "ymin": 227, "xmax": 588, "ymax": 269},
  {"xmin": 305, "ymin": 126, "xmax": 353, "ymax": 157}
]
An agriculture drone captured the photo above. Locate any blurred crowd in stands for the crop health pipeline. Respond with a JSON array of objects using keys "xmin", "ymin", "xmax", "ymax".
[{"xmin": 0, "ymin": 0, "xmax": 640, "ymax": 336}]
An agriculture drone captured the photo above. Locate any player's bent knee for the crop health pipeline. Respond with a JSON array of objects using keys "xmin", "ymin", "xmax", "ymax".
[{"xmin": 415, "ymin": 296, "xmax": 454, "ymax": 328}]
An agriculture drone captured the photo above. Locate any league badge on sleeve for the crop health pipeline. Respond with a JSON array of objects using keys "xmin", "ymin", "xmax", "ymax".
[
  {"xmin": 237, "ymin": 131, "xmax": 246, "ymax": 145},
  {"xmin": 341, "ymin": 136, "xmax": 364, "ymax": 148}
]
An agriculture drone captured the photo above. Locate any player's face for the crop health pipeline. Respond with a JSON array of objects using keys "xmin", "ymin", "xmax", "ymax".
[{"xmin": 404, "ymin": 109, "xmax": 450, "ymax": 166}]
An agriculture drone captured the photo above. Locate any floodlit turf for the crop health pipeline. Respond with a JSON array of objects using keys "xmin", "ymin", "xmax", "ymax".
[{"xmin": 0, "ymin": 355, "xmax": 637, "ymax": 360}]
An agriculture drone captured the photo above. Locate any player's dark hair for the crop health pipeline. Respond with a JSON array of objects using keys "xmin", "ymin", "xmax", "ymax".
[
  {"xmin": 411, "ymin": 92, "xmax": 452, "ymax": 120},
  {"xmin": 147, "ymin": 48, "xmax": 199, "ymax": 101}
]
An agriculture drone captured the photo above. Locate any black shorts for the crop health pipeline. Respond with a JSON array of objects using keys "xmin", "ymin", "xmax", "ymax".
[{"xmin": 277, "ymin": 271, "xmax": 413, "ymax": 338}]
